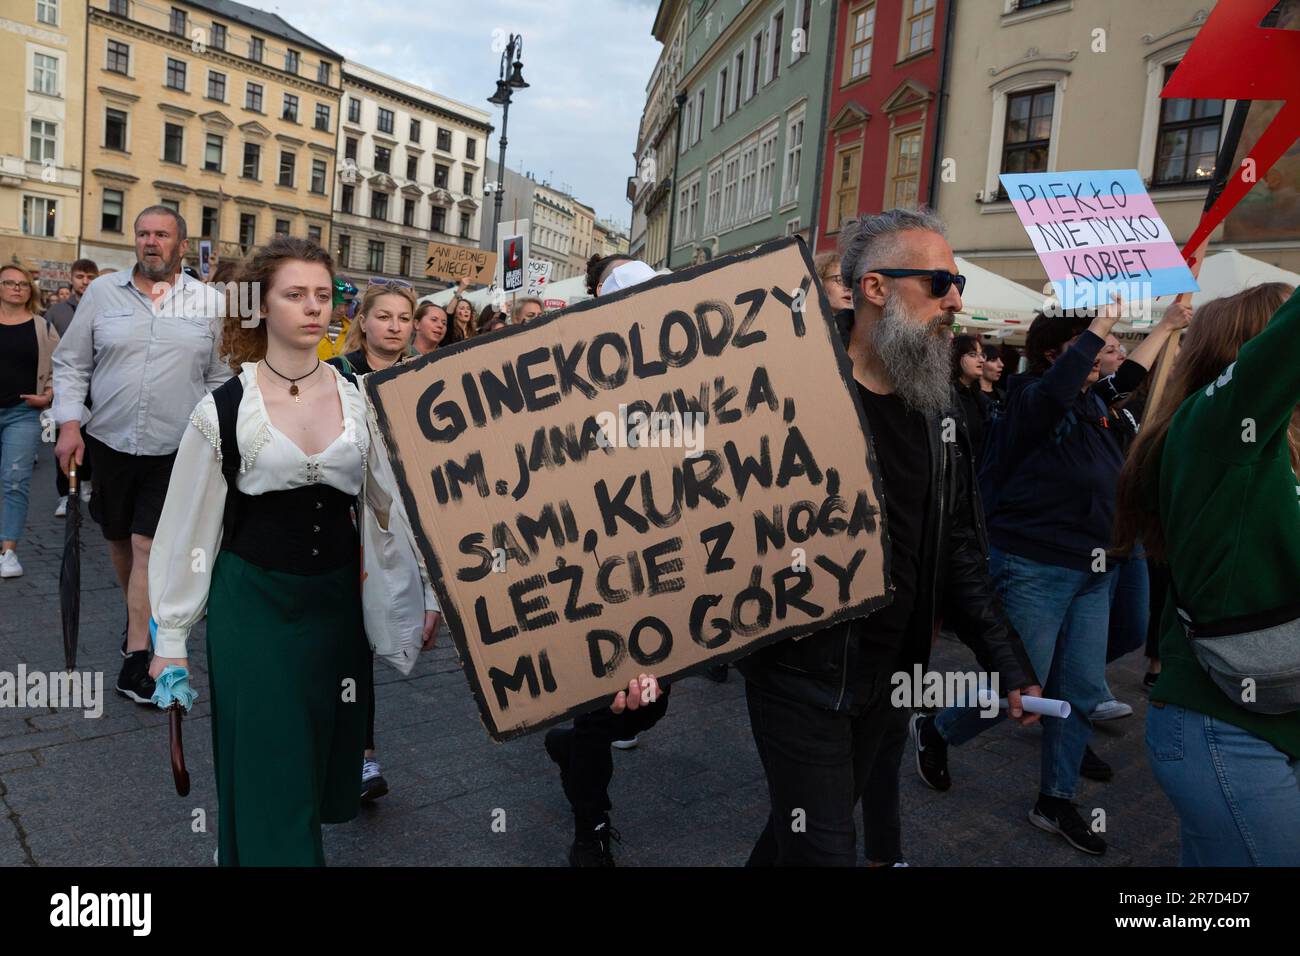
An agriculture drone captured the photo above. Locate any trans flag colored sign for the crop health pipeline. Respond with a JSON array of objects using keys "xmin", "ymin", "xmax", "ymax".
[{"xmin": 1000, "ymin": 169, "xmax": 1198, "ymax": 311}]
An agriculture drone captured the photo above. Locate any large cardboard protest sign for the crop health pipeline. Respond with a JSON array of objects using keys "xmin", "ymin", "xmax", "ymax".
[
  {"xmin": 1000, "ymin": 169, "xmax": 1198, "ymax": 310},
  {"xmin": 425, "ymin": 241, "xmax": 496, "ymax": 285},
  {"xmin": 367, "ymin": 238, "xmax": 890, "ymax": 740}
]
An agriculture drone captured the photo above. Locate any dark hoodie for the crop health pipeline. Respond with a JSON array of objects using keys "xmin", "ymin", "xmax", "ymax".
[{"xmin": 977, "ymin": 330, "xmax": 1124, "ymax": 571}]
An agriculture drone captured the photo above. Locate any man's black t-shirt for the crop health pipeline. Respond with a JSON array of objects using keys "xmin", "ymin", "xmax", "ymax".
[{"xmin": 857, "ymin": 385, "xmax": 931, "ymax": 669}]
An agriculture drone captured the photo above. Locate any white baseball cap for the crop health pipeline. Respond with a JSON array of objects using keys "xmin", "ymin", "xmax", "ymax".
[{"xmin": 600, "ymin": 260, "xmax": 657, "ymax": 295}]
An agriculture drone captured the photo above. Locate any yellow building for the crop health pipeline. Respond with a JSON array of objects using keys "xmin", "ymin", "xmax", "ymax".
[
  {"xmin": 2, "ymin": 0, "xmax": 86, "ymax": 290},
  {"xmin": 82, "ymin": 0, "xmax": 342, "ymax": 270}
]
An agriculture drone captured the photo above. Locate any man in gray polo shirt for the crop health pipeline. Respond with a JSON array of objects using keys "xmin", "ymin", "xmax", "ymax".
[{"xmin": 53, "ymin": 206, "xmax": 229, "ymax": 704}]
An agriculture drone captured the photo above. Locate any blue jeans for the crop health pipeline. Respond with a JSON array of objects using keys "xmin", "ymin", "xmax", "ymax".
[
  {"xmin": 0, "ymin": 405, "xmax": 43, "ymax": 544},
  {"xmin": 935, "ymin": 547, "xmax": 1114, "ymax": 800},
  {"xmin": 1147, "ymin": 703, "xmax": 1300, "ymax": 866},
  {"xmin": 1106, "ymin": 556, "xmax": 1149, "ymax": 664}
]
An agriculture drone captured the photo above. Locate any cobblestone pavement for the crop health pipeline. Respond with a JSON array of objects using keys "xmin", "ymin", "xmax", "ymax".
[{"xmin": 0, "ymin": 447, "xmax": 1179, "ymax": 866}]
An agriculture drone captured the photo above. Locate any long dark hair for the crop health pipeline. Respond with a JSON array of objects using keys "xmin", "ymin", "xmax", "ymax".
[
  {"xmin": 445, "ymin": 295, "xmax": 478, "ymax": 344},
  {"xmin": 1024, "ymin": 311, "xmax": 1091, "ymax": 374},
  {"xmin": 951, "ymin": 334, "xmax": 982, "ymax": 385}
]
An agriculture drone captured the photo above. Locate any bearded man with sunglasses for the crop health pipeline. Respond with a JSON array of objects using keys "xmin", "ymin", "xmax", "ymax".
[{"xmin": 737, "ymin": 208, "xmax": 1041, "ymax": 866}]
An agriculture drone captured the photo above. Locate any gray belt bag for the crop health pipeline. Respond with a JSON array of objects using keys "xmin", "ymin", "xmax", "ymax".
[{"xmin": 1176, "ymin": 600, "xmax": 1300, "ymax": 715}]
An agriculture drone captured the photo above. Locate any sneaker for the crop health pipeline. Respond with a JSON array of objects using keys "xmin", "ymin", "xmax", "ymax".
[
  {"xmin": 1143, "ymin": 671, "xmax": 1159, "ymax": 692},
  {"xmin": 0, "ymin": 550, "xmax": 22, "ymax": 579},
  {"xmin": 115, "ymin": 651, "xmax": 156, "ymax": 704},
  {"xmin": 361, "ymin": 758, "xmax": 389, "ymax": 802},
  {"xmin": 1029, "ymin": 797, "xmax": 1106, "ymax": 855},
  {"xmin": 1080, "ymin": 745, "xmax": 1114, "ymax": 782},
  {"xmin": 569, "ymin": 817, "xmax": 620, "ymax": 867},
  {"xmin": 1090, "ymin": 698, "xmax": 1133, "ymax": 721},
  {"xmin": 54, "ymin": 496, "xmax": 68, "ymax": 517},
  {"xmin": 909, "ymin": 712, "xmax": 951, "ymax": 792},
  {"xmin": 611, "ymin": 734, "xmax": 639, "ymax": 750}
]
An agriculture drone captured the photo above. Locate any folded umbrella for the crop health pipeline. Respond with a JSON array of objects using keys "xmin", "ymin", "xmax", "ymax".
[
  {"xmin": 58, "ymin": 464, "xmax": 82, "ymax": 671},
  {"xmin": 152, "ymin": 658, "xmax": 197, "ymax": 797}
]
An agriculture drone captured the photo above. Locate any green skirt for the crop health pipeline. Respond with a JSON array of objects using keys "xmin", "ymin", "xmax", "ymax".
[{"xmin": 206, "ymin": 550, "xmax": 370, "ymax": 866}]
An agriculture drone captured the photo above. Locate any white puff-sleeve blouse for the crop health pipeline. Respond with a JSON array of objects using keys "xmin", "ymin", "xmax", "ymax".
[{"xmin": 148, "ymin": 362, "xmax": 435, "ymax": 659}]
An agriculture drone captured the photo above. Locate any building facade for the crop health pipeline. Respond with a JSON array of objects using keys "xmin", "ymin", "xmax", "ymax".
[
  {"xmin": 592, "ymin": 219, "xmax": 631, "ymax": 258},
  {"xmin": 669, "ymin": 0, "xmax": 835, "ymax": 267},
  {"xmin": 334, "ymin": 64, "xmax": 491, "ymax": 296},
  {"xmin": 3, "ymin": 0, "xmax": 86, "ymax": 287},
  {"xmin": 529, "ymin": 180, "xmax": 578, "ymax": 281},
  {"xmin": 81, "ymin": 0, "xmax": 341, "ymax": 271},
  {"xmin": 936, "ymin": 0, "xmax": 1300, "ymax": 288},
  {"xmin": 567, "ymin": 199, "xmax": 596, "ymax": 277},
  {"xmin": 814, "ymin": 0, "xmax": 951, "ymax": 255}
]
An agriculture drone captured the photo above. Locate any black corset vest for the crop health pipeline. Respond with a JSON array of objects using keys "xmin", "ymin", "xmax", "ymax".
[{"xmin": 222, "ymin": 484, "xmax": 358, "ymax": 575}]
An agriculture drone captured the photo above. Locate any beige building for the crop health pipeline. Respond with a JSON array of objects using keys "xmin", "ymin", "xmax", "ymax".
[
  {"xmin": 936, "ymin": 0, "xmax": 1300, "ymax": 289},
  {"xmin": 592, "ymin": 219, "xmax": 630, "ymax": 258},
  {"xmin": 567, "ymin": 199, "xmax": 596, "ymax": 277},
  {"xmin": 81, "ymin": 0, "xmax": 342, "ymax": 270},
  {"xmin": 530, "ymin": 180, "xmax": 578, "ymax": 281},
  {"xmin": 2, "ymin": 0, "xmax": 86, "ymax": 289}
]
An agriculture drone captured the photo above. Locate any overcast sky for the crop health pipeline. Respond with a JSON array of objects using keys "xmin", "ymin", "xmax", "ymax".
[{"xmin": 266, "ymin": 0, "xmax": 661, "ymax": 229}]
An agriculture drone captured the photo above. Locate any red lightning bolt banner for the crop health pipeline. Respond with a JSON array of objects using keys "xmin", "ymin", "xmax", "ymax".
[{"xmin": 1163, "ymin": 0, "xmax": 1300, "ymax": 266}]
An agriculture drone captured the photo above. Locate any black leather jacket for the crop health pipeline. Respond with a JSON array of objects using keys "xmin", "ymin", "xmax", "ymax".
[{"xmin": 737, "ymin": 384, "xmax": 1038, "ymax": 714}]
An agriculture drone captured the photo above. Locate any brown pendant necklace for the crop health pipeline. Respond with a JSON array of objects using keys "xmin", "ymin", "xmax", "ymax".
[{"xmin": 263, "ymin": 358, "xmax": 320, "ymax": 404}]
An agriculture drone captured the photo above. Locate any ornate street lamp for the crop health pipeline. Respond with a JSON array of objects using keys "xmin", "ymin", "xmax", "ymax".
[{"xmin": 488, "ymin": 34, "xmax": 528, "ymax": 244}]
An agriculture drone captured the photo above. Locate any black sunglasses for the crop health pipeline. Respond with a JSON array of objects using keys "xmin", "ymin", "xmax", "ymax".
[{"xmin": 868, "ymin": 268, "xmax": 966, "ymax": 298}]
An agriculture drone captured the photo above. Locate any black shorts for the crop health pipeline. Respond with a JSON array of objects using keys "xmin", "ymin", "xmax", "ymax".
[{"xmin": 85, "ymin": 433, "xmax": 177, "ymax": 541}]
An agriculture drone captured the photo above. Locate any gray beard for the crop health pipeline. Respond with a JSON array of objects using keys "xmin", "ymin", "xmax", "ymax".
[
  {"xmin": 137, "ymin": 251, "xmax": 179, "ymax": 282},
  {"xmin": 870, "ymin": 293, "xmax": 953, "ymax": 417}
]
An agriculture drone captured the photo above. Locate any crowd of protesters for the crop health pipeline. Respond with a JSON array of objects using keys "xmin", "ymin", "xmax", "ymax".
[{"xmin": 4, "ymin": 196, "xmax": 1296, "ymax": 869}]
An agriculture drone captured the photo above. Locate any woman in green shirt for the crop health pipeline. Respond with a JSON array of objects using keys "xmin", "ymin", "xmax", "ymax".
[{"xmin": 1115, "ymin": 282, "xmax": 1300, "ymax": 866}]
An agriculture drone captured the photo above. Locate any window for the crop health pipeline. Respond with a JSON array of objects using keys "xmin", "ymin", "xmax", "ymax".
[
  {"xmin": 755, "ymin": 122, "xmax": 779, "ymax": 215},
  {"xmin": 163, "ymin": 122, "xmax": 183, "ymax": 163},
  {"xmin": 434, "ymin": 162, "xmax": 448, "ymax": 188},
  {"xmin": 317, "ymin": 62, "xmax": 331, "ymax": 85},
  {"xmin": 311, "ymin": 158, "xmax": 327, "ymax": 194},
  {"xmin": 399, "ymin": 245, "xmax": 411, "ymax": 276},
  {"xmin": 436, "ymin": 127, "xmax": 451, "ymax": 152},
  {"xmin": 846, "ymin": 3, "xmax": 875, "ymax": 83},
  {"xmin": 166, "ymin": 58, "xmax": 186, "ymax": 91},
  {"xmin": 170, "ymin": 6, "xmax": 186, "ymax": 36},
  {"xmin": 463, "ymin": 171, "xmax": 474, "ymax": 194},
  {"xmin": 109, "ymin": 0, "xmax": 127, "ymax": 14},
  {"xmin": 704, "ymin": 162, "xmax": 722, "ymax": 233},
  {"xmin": 314, "ymin": 103, "xmax": 330, "ymax": 132},
  {"xmin": 891, "ymin": 129, "xmax": 922, "ymax": 208},
  {"xmin": 459, "ymin": 213, "xmax": 471, "ymax": 239},
  {"xmin": 692, "ymin": 88, "xmax": 705, "ymax": 145},
  {"xmin": 1153, "ymin": 63, "xmax": 1223, "ymax": 186},
  {"xmin": 409, "ymin": 118, "xmax": 421, "ymax": 142},
  {"xmin": 106, "ymin": 40, "xmax": 130, "ymax": 74},
  {"xmin": 33, "ymin": 53, "xmax": 59, "ymax": 94},
  {"xmin": 37, "ymin": 0, "xmax": 58, "ymax": 25},
  {"xmin": 367, "ymin": 240, "xmax": 385, "ymax": 272},
  {"xmin": 768, "ymin": 10, "xmax": 784, "ymax": 83},
  {"xmin": 29, "ymin": 120, "xmax": 56, "ymax": 163},
  {"xmin": 201, "ymin": 205, "xmax": 217, "ymax": 238},
  {"xmin": 23, "ymin": 196, "xmax": 57, "ymax": 237},
  {"xmin": 377, "ymin": 108, "xmax": 394, "ymax": 134},
  {"xmin": 275, "ymin": 218, "xmax": 290, "ymax": 235},
  {"xmin": 239, "ymin": 213, "xmax": 256, "ymax": 249},
  {"xmin": 104, "ymin": 108, "xmax": 127, "ymax": 151},
  {"xmin": 336, "ymin": 140, "xmax": 353, "ymax": 166},
  {"xmin": 738, "ymin": 137, "xmax": 759, "ymax": 221},
  {"xmin": 749, "ymin": 31, "xmax": 764, "ymax": 98},
  {"xmin": 249, "ymin": 36, "xmax": 263, "ymax": 63},
  {"xmin": 245, "ymin": 82, "xmax": 263, "ymax": 112},
  {"xmin": 431, "ymin": 206, "xmax": 446, "ymax": 233},
  {"xmin": 781, "ymin": 109, "xmax": 805, "ymax": 205},
  {"xmin": 794, "ymin": 0, "xmax": 812, "ymax": 62},
  {"xmin": 338, "ymin": 233, "xmax": 351, "ymax": 266},
  {"xmin": 371, "ymin": 192, "xmax": 389, "ymax": 221},
  {"xmin": 999, "ymin": 87, "xmax": 1054, "ymax": 193},
  {"xmin": 714, "ymin": 66, "xmax": 728, "ymax": 126},
  {"xmin": 374, "ymin": 146, "xmax": 391, "ymax": 174},
  {"xmin": 721, "ymin": 150, "xmax": 740, "ymax": 228},
  {"xmin": 465, "ymin": 137, "xmax": 476, "ymax": 160},
  {"xmin": 282, "ymin": 94, "xmax": 298, "ymax": 122},
  {"xmin": 733, "ymin": 49, "xmax": 745, "ymax": 110},
  {"xmin": 675, "ymin": 174, "xmax": 698, "ymax": 243},
  {"xmin": 403, "ymin": 197, "xmax": 415, "ymax": 226},
  {"xmin": 307, "ymin": 224, "xmax": 322, "ymax": 244},
  {"xmin": 829, "ymin": 145, "xmax": 861, "ymax": 230},
  {"xmin": 207, "ymin": 70, "xmax": 226, "ymax": 101},
  {"xmin": 285, "ymin": 49, "xmax": 299, "ymax": 74},
  {"xmin": 278, "ymin": 150, "xmax": 295, "ymax": 187},
  {"xmin": 204, "ymin": 133, "xmax": 223, "ymax": 171},
  {"xmin": 902, "ymin": 0, "xmax": 936, "ymax": 58},
  {"xmin": 210, "ymin": 23, "xmax": 226, "ymax": 51},
  {"xmin": 242, "ymin": 141, "xmax": 260, "ymax": 178},
  {"xmin": 406, "ymin": 154, "xmax": 418, "ymax": 180},
  {"xmin": 680, "ymin": 98, "xmax": 693, "ymax": 155},
  {"xmin": 348, "ymin": 97, "xmax": 360, "ymax": 123},
  {"xmin": 103, "ymin": 190, "xmax": 124, "ymax": 232},
  {"xmin": 340, "ymin": 184, "xmax": 353, "ymax": 213}
]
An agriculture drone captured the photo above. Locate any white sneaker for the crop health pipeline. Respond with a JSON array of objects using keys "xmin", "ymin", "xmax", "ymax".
[
  {"xmin": 611, "ymin": 735, "xmax": 639, "ymax": 750},
  {"xmin": 1090, "ymin": 698, "xmax": 1133, "ymax": 721},
  {"xmin": 79, "ymin": 480, "xmax": 92, "ymax": 502},
  {"xmin": 54, "ymin": 496, "xmax": 68, "ymax": 517},
  {"xmin": 0, "ymin": 550, "xmax": 23, "ymax": 579}
]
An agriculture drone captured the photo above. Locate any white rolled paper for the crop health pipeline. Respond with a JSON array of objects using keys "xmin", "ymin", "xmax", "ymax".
[{"xmin": 998, "ymin": 694, "xmax": 1071, "ymax": 718}]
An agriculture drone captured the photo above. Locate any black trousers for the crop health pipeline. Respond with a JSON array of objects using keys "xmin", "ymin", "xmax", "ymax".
[
  {"xmin": 550, "ymin": 686, "xmax": 671, "ymax": 829},
  {"xmin": 859, "ymin": 702, "xmax": 911, "ymax": 864},
  {"xmin": 745, "ymin": 671, "xmax": 899, "ymax": 867}
]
